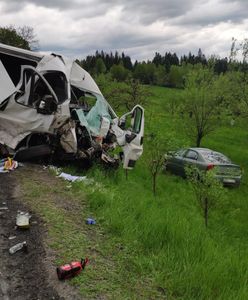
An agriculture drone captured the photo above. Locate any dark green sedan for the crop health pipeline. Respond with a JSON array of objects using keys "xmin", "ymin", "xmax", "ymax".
[{"xmin": 164, "ymin": 148, "xmax": 242, "ymax": 187}]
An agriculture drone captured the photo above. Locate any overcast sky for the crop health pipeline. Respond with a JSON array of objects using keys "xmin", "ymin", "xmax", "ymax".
[{"xmin": 0, "ymin": 0, "xmax": 247, "ymax": 61}]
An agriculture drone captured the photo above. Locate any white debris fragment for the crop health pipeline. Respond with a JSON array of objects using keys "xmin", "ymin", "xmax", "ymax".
[
  {"xmin": 58, "ymin": 172, "xmax": 87, "ymax": 182},
  {"xmin": 16, "ymin": 211, "xmax": 31, "ymax": 229}
]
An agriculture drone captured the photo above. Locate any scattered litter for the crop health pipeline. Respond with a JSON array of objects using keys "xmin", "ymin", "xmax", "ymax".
[
  {"xmin": 8, "ymin": 235, "xmax": 16, "ymax": 240},
  {"xmin": 16, "ymin": 211, "xmax": 31, "ymax": 229},
  {"xmin": 2, "ymin": 202, "xmax": 6, "ymax": 205},
  {"xmin": 58, "ymin": 172, "xmax": 87, "ymax": 182},
  {"xmin": 85, "ymin": 218, "xmax": 96, "ymax": 225},
  {"xmin": 57, "ymin": 258, "xmax": 89, "ymax": 280},
  {"xmin": 0, "ymin": 158, "xmax": 18, "ymax": 173},
  {"xmin": 0, "ymin": 206, "xmax": 8, "ymax": 210},
  {"xmin": 9, "ymin": 241, "xmax": 27, "ymax": 254},
  {"xmin": 31, "ymin": 221, "xmax": 38, "ymax": 225},
  {"xmin": 46, "ymin": 166, "xmax": 95, "ymax": 185}
]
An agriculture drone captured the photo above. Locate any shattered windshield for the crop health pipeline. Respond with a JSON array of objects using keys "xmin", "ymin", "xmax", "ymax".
[
  {"xmin": 85, "ymin": 97, "xmax": 111, "ymax": 136},
  {"xmin": 74, "ymin": 94, "xmax": 111, "ymax": 137}
]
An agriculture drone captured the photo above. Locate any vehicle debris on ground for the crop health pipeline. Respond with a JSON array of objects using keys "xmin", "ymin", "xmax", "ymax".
[
  {"xmin": 58, "ymin": 172, "xmax": 87, "ymax": 182},
  {"xmin": 9, "ymin": 241, "xmax": 27, "ymax": 254},
  {"xmin": 57, "ymin": 171, "xmax": 94, "ymax": 184},
  {"xmin": 57, "ymin": 257, "xmax": 89, "ymax": 280},
  {"xmin": 0, "ymin": 157, "xmax": 18, "ymax": 173},
  {"xmin": 16, "ymin": 211, "xmax": 31, "ymax": 229},
  {"xmin": 0, "ymin": 43, "xmax": 144, "ymax": 169}
]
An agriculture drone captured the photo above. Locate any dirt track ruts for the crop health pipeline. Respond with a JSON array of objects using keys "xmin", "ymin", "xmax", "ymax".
[{"xmin": 0, "ymin": 171, "xmax": 62, "ymax": 300}]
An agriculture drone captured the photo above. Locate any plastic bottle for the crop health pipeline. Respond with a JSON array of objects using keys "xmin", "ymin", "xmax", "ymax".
[{"xmin": 9, "ymin": 241, "xmax": 27, "ymax": 254}]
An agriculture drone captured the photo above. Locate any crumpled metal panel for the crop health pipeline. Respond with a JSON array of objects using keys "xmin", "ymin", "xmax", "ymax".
[{"xmin": 0, "ymin": 60, "xmax": 16, "ymax": 105}]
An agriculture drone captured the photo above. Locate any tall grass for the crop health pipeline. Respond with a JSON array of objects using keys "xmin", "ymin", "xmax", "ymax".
[{"xmin": 75, "ymin": 86, "xmax": 248, "ymax": 299}]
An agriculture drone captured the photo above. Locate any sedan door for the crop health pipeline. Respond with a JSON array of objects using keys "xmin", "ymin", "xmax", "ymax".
[
  {"xmin": 166, "ymin": 149, "xmax": 186, "ymax": 176},
  {"xmin": 182, "ymin": 149, "xmax": 200, "ymax": 177}
]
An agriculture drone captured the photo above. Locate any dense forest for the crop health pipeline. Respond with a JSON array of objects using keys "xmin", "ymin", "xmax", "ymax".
[{"xmin": 78, "ymin": 48, "xmax": 229, "ymax": 87}]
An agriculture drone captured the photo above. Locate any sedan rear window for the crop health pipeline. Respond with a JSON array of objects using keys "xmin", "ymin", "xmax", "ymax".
[{"xmin": 200, "ymin": 151, "xmax": 231, "ymax": 164}]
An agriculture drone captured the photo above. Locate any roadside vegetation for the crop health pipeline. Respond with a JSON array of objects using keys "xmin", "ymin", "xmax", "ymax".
[
  {"xmin": 19, "ymin": 84, "xmax": 248, "ymax": 299},
  {"xmin": 77, "ymin": 85, "xmax": 248, "ymax": 299}
]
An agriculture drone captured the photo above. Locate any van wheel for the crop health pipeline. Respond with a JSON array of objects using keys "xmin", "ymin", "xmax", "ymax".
[{"xmin": 14, "ymin": 145, "xmax": 52, "ymax": 162}]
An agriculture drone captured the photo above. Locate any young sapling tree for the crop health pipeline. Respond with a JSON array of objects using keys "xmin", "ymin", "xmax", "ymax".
[{"xmin": 186, "ymin": 166, "xmax": 225, "ymax": 227}]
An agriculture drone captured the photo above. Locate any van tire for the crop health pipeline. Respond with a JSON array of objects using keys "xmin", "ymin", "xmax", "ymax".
[{"xmin": 14, "ymin": 145, "xmax": 52, "ymax": 162}]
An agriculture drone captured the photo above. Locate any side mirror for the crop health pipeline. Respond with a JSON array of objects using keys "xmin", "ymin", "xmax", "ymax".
[{"xmin": 37, "ymin": 95, "xmax": 57, "ymax": 115}]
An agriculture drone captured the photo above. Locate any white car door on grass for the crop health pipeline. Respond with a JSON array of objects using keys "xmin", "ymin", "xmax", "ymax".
[{"xmin": 120, "ymin": 105, "xmax": 144, "ymax": 169}]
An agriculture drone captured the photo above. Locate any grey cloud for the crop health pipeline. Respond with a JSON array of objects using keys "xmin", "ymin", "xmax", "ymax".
[
  {"xmin": 93, "ymin": 0, "xmax": 248, "ymax": 26},
  {"xmin": 171, "ymin": 0, "xmax": 248, "ymax": 26},
  {"xmin": 106, "ymin": 0, "xmax": 247, "ymax": 27},
  {"xmin": 70, "ymin": 32, "xmax": 166, "ymax": 53},
  {"xmin": 117, "ymin": 0, "xmax": 199, "ymax": 24},
  {"xmin": 1, "ymin": 0, "xmax": 110, "ymax": 18},
  {"xmin": 173, "ymin": 11, "xmax": 248, "ymax": 27},
  {"xmin": 87, "ymin": 0, "xmax": 200, "ymax": 24},
  {"xmin": 1, "ymin": 0, "xmax": 71, "ymax": 12},
  {"xmin": 102, "ymin": 32, "xmax": 168, "ymax": 49},
  {"xmin": 116, "ymin": 0, "xmax": 248, "ymax": 26},
  {"xmin": 222, "ymin": 0, "xmax": 248, "ymax": 5},
  {"xmin": 1, "ymin": 0, "xmax": 248, "ymax": 26},
  {"xmin": 0, "ymin": 0, "xmax": 197, "ymax": 16},
  {"xmin": 39, "ymin": 23, "xmax": 176, "ymax": 59}
]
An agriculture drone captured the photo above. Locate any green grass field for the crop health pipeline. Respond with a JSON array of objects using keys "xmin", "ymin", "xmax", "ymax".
[
  {"xmin": 81, "ymin": 86, "xmax": 248, "ymax": 299},
  {"xmin": 21, "ymin": 85, "xmax": 248, "ymax": 299}
]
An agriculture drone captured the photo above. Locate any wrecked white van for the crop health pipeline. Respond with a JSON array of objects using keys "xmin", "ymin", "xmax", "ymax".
[{"xmin": 0, "ymin": 43, "xmax": 144, "ymax": 169}]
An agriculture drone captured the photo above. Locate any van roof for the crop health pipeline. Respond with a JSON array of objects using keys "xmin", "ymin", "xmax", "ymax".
[{"xmin": 0, "ymin": 43, "xmax": 44, "ymax": 62}]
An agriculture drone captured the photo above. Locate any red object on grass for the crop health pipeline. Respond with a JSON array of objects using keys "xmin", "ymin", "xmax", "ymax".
[{"xmin": 57, "ymin": 258, "xmax": 89, "ymax": 280}]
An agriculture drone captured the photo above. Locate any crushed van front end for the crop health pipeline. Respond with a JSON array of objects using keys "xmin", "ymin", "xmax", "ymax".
[{"xmin": 0, "ymin": 43, "xmax": 144, "ymax": 169}]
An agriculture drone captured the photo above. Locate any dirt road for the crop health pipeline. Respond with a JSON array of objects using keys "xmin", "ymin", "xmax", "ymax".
[{"xmin": 0, "ymin": 170, "xmax": 81, "ymax": 300}]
